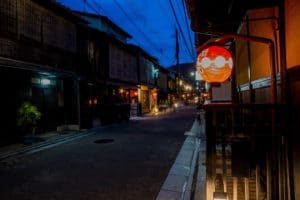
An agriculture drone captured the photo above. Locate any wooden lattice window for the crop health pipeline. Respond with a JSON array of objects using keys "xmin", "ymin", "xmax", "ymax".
[
  {"xmin": 0, "ymin": 0, "xmax": 17, "ymax": 34},
  {"xmin": 0, "ymin": 38, "xmax": 16, "ymax": 57},
  {"xmin": 22, "ymin": 1, "xmax": 41, "ymax": 41}
]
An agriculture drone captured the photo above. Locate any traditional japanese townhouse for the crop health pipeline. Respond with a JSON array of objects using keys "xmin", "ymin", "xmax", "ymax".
[
  {"xmin": 156, "ymin": 66, "xmax": 169, "ymax": 109},
  {"xmin": 133, "ymin": 46, "xmax": 159, "ymax": 115},
  {"xmin": 71, "ymin": 10, "xmax": 162, "ymax": 124},
  {"xmin": 76, "ymin": 11, "xmax": 139, "ymax": 127},
  {"xmin": 166, "ymin": 70, "xmax": 178, "ymax": 106},
  {"xmin": 0, "ymin": 0, "xmax": 84, "ymax": 145},
  {"xmin": 186, "ymin": 0, "xmax": 300, "ymax": 199}
]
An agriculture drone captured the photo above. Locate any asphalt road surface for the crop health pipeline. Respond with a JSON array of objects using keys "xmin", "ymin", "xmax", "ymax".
[{"xmin": 0, "ymin": 106, "xmax": 196, "ymax": 200}]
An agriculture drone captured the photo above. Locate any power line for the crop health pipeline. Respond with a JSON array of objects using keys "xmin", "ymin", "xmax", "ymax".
[
  {"xmin": 173, "ymin": 0, "xmax": 194, "ymax": 53},
  {"xmin": 152, "ymin": 0, "xmax": 196, "ymax": 65},
  {"xmin": 168, "ymin": 0, "xmax": 195, "ymax": 60},
  {"xmin": 111, "ymin": 0, "xmax": 161, "ymax": 52},
  {"xmin": 156, "ymin": 0, "xmax": 183, "ymax": 66},
  {"xmin": 152, "ymin": 3, "xmax": 190, "ymax": 66},
  {"xmin": 82, "ymin": 0, "xmax": 103, "ymax": 16},
  {"xmin": 64, "ymin": 0, "xmax": 187, "ymax": 66},
  {"xmin": 173, "ymin": 0, "xmax": 195, "ymax": 59},
  {"xmin": 89, "ymin": 0, "xmax": 174, "ymax": 64},
  {"xmin": 179, "ymin": 0, "xmax": 196, "ymax": 56}
]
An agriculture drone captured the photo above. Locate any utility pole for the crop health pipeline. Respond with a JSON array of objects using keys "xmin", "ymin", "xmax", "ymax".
[
  {"xmin": 176, "ymin": 29, "xmax": 179, "ymax": 72},
  {"xmin": 175, "ymin": 28, "xmax": 180, "ymax": 99}
]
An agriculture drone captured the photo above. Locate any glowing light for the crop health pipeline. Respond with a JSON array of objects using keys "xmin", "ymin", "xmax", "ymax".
[
  {"xmin": 41, "ymin": 78, "xmax": 50, "ymax": 85},
  {"xmin": 93, "ymin": 98, "xmax": 97, "ymax": 105},
  {"xmin": 215, "ymin": 56, "xmax": 226, "ymax": 68},
  {"xmin": 202, "ymin": 93, "xmax": 209, "ymax": 97},
  {"xmin": 197, "ymin": 46, "xmax": 233, "ymax": 83},
  {"xmin": 185, "ymin": 85, "xmax": 192, "ymax": 90},
  {"xmin": 201, "ymin": 57, "xmax": 211, "ymax": 68}
]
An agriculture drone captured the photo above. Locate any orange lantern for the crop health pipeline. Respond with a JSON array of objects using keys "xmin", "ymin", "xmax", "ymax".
[{"xmin": 197, "ymin": 46, "xmax": 233, "ymax": 83}]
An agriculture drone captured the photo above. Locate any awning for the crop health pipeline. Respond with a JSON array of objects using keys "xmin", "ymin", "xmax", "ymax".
[{"xmin": 0, "ymin": 56, "xmax": 76, "ymax": 78}]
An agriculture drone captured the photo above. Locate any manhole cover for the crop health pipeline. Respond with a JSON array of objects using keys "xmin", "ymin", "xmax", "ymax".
[{"xmin": 94, "ymin": 139, "xmax": 114, "ymax": 144}]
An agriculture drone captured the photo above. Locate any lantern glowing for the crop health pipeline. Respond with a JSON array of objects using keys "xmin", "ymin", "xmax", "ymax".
[{"xmin": 197, "ymin": 46, "xmax": 233, "ymax": 83}]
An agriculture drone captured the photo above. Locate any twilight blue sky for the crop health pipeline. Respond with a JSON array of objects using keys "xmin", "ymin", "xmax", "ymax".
[{"xmin": 56, "ymin": 0, "xmax": 197, "ymax": 67}]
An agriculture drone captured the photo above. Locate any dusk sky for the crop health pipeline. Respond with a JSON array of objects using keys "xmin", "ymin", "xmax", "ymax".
[{"xmin": 56, "ymin": 0, "xmax": 197, "ymax": 67}]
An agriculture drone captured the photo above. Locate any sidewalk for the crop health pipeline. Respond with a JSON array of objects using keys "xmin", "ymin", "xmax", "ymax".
[
  {"xmin": 0, "ymin": 129, "xmax": 97, "ymax": 161},
  {"xmin": 156, "ymin": 110, "xmax": 206, "ymax": 200}
]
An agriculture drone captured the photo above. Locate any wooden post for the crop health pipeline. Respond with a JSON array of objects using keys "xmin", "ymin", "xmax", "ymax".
[
  {"xmin": 267, "ymin": 153, "xmax": 271, "ymax": 200},
  {"xmin": 233, "ymin": 177, "xmax": 237, "ymax": 200},
  {"xmin": 245, "ymin": 178, "xmax": 249, "ymax": 200},
  {"xmin": 256, "ymin": 164, "xmax": 261, "ymax": 200}
]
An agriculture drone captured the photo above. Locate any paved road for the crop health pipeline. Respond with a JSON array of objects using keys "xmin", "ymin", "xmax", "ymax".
[{"xmin": 0, "ymin": 107, "xmax": 196, "ymax": 200}]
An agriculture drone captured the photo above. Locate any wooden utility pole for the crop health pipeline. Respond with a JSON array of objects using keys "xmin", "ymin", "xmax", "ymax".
[{"xmin": 175, "ymin": 29, "xmax": 180, "ymax": 98}]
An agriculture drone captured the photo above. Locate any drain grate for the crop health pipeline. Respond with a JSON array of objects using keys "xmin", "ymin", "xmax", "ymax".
[{"xmin": 94, "ymin": 139, "xmax": 114, "ymax": 144}]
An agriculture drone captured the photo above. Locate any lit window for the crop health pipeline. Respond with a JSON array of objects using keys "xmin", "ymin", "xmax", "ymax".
[{"xmin": 41, "ymin": 78, "xmax": 50, "ymax": 85}]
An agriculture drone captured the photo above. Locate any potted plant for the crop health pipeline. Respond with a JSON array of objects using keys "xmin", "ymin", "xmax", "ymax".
[{"xmin": 16, "ymin": 101, "xmax": 41, "ymax": 144}]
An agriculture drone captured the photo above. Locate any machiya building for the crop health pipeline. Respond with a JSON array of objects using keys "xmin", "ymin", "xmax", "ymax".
[
  {"xmin": 75, "ymin": 11, "xmax": 161, "ymax": 127},
  {"xmin": 0, "ymin": 0, "xmax": 167, "ymax": 141},
  {"xmin": 185, "ymin": 0, "xmax": 300, "ymax": 199},
  {"xmin": 0, "ymin": 0, "xmax": 84, "ymax": 145}
]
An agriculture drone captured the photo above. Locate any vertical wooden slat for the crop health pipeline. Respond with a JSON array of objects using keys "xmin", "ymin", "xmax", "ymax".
[
  {"xmin": 266, "ymin": 153, "xmax": 271, "ymax": 200},
  {"xmin": 256, "ymin": 164, "xmax": 260, "ymax": 200},
  {"xmin": 245, "ymin": 178, "xmax": 249, "ymax": 200},
  {"xmin": 233, "ymin": 177, "xmax": 238, "ymax": 200}
]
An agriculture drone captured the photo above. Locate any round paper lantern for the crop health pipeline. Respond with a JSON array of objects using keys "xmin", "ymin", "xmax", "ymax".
[{"xmin": 197, "ymin": 46, "xmax": 233, "ymax": 83}]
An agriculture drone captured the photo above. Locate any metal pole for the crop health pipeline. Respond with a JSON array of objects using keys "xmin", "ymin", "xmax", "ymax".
[
  {"xmin": 246, "ymin": 16, "xmax": 254, "ymax": 103},
  {"xmin": 76, "ymin": 79, "xmax": 81, "ymax": 129}
]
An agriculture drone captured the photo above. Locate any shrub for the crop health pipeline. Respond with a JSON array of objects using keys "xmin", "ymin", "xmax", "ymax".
[{"xmin": 17, "ymin": 101, "xmax": 41, "ymax": 135}]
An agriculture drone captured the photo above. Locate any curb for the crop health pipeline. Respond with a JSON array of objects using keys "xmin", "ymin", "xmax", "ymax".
[
  {"xmin": 156, "ymin": 112, "xmax": 206, "ymax": 200},
  {"xmin": 156, "ymin": 135, "xmax": 200, "ymax": 200}
]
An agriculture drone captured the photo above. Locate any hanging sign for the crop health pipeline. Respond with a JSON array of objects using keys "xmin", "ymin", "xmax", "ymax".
[{"xmin": 196, "ymin": 46, "xmax": 233, "ymax": 83}]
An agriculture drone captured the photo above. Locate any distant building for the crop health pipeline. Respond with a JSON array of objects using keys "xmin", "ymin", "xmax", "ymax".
[
  {"xmin": 76, "ymin": 11, "xmax": 136, "ymax": 127},
  {"xmin": 76, "ymin": 11, "xmax": 162, "ymax": 125}
]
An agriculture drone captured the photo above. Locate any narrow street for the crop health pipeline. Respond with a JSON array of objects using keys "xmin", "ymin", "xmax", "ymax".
[{"xmin": 0, "ymin": 107, "xmax": 196, "ymax": 200}]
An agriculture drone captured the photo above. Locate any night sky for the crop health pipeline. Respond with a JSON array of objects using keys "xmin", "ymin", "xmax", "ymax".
[{"xmin": 56, "ymin": 0, "xmax": 197, "ymax": 67}]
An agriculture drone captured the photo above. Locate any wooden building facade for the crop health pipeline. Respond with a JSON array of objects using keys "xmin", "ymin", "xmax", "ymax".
[{"xmin": 0, "ymin": 0, "xmax": 82, "ymax": 145}]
